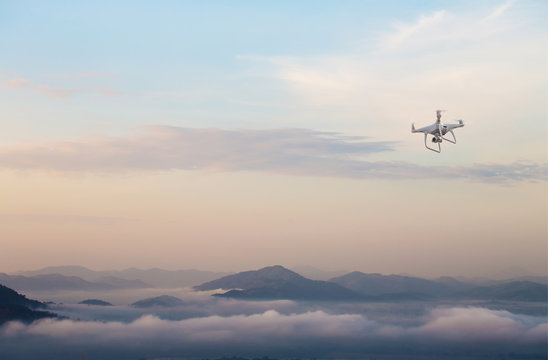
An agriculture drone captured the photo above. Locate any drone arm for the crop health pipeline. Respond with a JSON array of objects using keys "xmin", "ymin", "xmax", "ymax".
[{"xmin": 424, "ymin": 133, "xmax": 441, "ymax": 153}]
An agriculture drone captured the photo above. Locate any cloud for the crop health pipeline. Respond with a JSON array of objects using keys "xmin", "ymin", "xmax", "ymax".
[
  {"xmin": 0, "ymin": 307, "xmax": 545, "ymax": 359},
  {"xmin": 0, "ymin": 76, "xmax": 121, "ymax": 98},
  {"xmin": 0, "ymin": 126, "xmax": 545, "ymax": 183},
  {"xmin": 414, "ymin": 307, "xmax": 540, "ymax": 343},
  {"xmin": 1, "ymin": 78, "xmax": 80, "ymax": 98},
  {"xmin": 483, "ymin": 0, "xmax": 515, "ymax": 22},
  {"xmin": 0, "ymin": 126, "xmax": 393, "ymax": 171}
]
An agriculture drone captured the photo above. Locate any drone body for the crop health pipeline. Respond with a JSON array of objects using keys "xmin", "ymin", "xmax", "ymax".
[{"xmin": 412, "ymin": 110, "xmax": 464, "ymax": 153}]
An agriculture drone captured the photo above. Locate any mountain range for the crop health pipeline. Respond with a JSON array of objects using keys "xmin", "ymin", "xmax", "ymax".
[
  {"xmin": 15, "ymin": 265, "xmax": 229, "ymax": 288},
  {"xmin": 195, "ymin": 265, "xmax": 547, "ymax": 302},
  {"xmin": 0, "ymin": 273, "xmax": 149, "ymax": 291},
  {"xmin": 6, "ymin": 265, "xmax": 547, "ymax": 303},
  {"xmin": 453, "ymin": 281, "xmax": 548, "ymax": 301}
]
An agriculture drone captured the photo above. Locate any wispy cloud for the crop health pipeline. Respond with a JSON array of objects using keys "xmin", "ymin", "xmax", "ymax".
[
  {"xmin": 2, "ymin": 78, "xmax": 81, "ymax": 98},
  {"xmin": 384, "ymin": 10, "xmax": 446, "ymax": 50},
  {"xmin": 0, "ymin": 126, "xmax": 544, "ymax": 183},
  {"xmin": 0, "ymin": 76, "xmax": 121, "ymax": 98},
  {"xmin": 483, "ymin": 0, "xmax": 515, "ymax": 22}
]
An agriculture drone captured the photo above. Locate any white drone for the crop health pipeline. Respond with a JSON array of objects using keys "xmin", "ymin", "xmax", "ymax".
[{"xmin": 412, "ymin": 110, "xmax": 464, "ymax": 153}]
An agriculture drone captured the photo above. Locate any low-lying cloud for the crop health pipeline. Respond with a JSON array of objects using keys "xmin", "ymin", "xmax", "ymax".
[
  {"xmin": 0, "ymin": 126, "xmax": 545, "ymax": 183},
  {"xmin": 0, "ymin": 306, "xmax": 546, "ymax": 359}
]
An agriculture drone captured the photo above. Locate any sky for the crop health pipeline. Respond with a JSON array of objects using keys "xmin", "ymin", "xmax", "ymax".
[{"xmin": 0, "ymin": 0, "xmax": 546, "ymax": 277}]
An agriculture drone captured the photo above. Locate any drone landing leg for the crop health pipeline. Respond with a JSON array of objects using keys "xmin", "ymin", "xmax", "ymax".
[
  {"xmin": 442, "ymin": 129, "xmax": 456, "ymax": 144},
  {"xmin": 424, "ymin": 133, "xmax": 441, "ymax": 153}
]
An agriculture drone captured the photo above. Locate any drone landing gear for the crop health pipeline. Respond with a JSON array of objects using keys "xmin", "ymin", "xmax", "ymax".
[
  {"xmin": 424, "ymin": 133, "xmax": 441, "ymax": 153},
  {"xmin": 441, "ymin": 129, "xmax": 457, "ymax": 144}
]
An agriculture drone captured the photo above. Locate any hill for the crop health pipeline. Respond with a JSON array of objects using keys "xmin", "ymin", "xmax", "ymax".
[
  {"xmin": 79, "ymin": 299, "xmax": 113, "ymax": 306},
  {"xmin": 0, "ymin": 283, "xmax": 56, "ymax": 324},
  {"xmin": 131, "ymin": 295, "xmax": 185, "ymax": 308},
  {"xmin": 197, "ymin": 265, "xmax": 364, "ymax": 301},
  {"xmin": 0, "ymin": 283, "xmax": 43, "ymax": 308}
]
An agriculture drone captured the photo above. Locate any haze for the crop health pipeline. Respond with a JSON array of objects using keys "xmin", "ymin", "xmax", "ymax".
[{"xmin": 0, "ymin": 0, "xmax": 546, "ymax": 278}]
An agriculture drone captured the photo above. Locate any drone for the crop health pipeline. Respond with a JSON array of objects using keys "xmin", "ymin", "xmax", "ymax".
[{"xmin": 411, "ymin": 110, "xmax": 464, "ymax": 153}]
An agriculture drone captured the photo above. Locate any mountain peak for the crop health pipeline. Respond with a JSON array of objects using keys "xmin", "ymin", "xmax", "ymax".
[
  {"xmin": 254, "ymin": 265, "xmax": 302, "ymax": 278},
  {"xmin": 194, "ymin": 265, "xmax": 303, "ymax": 291}
]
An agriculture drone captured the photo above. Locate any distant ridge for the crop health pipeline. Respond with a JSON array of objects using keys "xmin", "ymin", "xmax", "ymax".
[
  {"xmin": 455, "ymin": 281, "xmax": 547, "ymax": 302},
  {"xmin": 15, "ymin": 265, "xmax": 229, "ymax": 288},
  {"xmin": 196, "ymin": 265, "xmax": 364, "ymax": 301},
  {"xmin": 0, "ymin": 273, "xmax": 149, "ymax": 291},
  {"xmin": 328, "ymin": 271, "xmax": 457, "ymax": 296}
]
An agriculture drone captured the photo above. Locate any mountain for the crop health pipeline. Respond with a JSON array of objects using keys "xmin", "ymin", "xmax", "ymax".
[
  {"xmin": 195, "ymin": 265, "xmax": 304, "ymax": 291},
  {"xmin": 455, "ymin": 281, "xmax": 547, "ymax": 302},
  {"xmin": 197, "ymin": 265, "xmax": 364, "ymax": 301},
  {"xmin": 79, "ymin": 299, "xmax": 113, "ymax": 306},
  {"xmin": 328, "ymin": 271, "xmax": 457, "ymax": 297},
  {"xmin": 16, "ymin": 266, "xmax": 229, "ymax": 288},
  {"xmin": 17, "ymin": 266, "xmax": 101, "ymax": 280},
  {"xmin": 0, "ymin": 283, "xmax": 56, "ymax": 324},
  {"xmin": 131, "ymin": 295, "xmax": 185, "ymax": 308},
  {"xmin": 0, "ymin": 273, "xmax": 148, "ymax": 291}
]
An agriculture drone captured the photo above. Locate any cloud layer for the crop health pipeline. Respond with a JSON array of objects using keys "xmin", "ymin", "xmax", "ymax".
[
  {"xmin": 0, "ymin": 306, "xmax": 546, "ymax": 359},
  {"xmin": 0, "ymin": 126, "xmax": 545, "ymax": 183}
]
